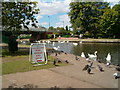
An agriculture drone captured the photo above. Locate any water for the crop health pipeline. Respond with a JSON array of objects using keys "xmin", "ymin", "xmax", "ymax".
[{"xmin": 45, "ymin": 42, "xmax": 120, "ymax": 65}]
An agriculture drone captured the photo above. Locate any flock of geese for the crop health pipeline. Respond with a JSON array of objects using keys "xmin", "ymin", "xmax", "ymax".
[
  {"xmin": 36, "ymin": 40, "xmax": 119, "ymax": 79},
  {"xmin": 36, "ymin": 40, "xmax": 81, "ymax": 45}
]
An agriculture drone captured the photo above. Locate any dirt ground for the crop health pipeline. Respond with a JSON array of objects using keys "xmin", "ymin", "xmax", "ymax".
[{"xmin": 2, "ymin": 52, "xmax": 119, "ymax": 89}]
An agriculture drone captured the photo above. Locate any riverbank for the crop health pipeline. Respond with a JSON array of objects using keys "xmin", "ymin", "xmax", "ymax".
[
  {"xmin": 15, "ymin": 38, "xmax": 120, "ymax": 43},
  {"xmin": 51, "ymin": 38, "xmax": 120, "ymax": 43},
  {"xmin": 2, "ymin": 52, "xmax": 119, "ymax": 88}
]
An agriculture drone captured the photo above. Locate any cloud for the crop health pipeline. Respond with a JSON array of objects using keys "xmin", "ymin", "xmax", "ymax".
[
  {"xmin": 39, "ymin": 22, "xmax": 48, "ymax": 26},
  {"xmin": 35, "ymin": 0, "xmax": 71, "ymax": 15},
  {"xmin": 36, "ymin": 15, "xmax": 43, "ymax": 20},
  {"xmin": 55, "ymin": 14, "xmax": 71, "ymax": 27},
  {"xmin": 55, "ymin": 22, "xmax": 63, "ymax": 28},
  {"xmin": 104, "ymin": 0, "xmax": 120, "ymax": 2}
]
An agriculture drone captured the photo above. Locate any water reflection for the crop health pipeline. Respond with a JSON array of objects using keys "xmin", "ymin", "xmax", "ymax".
[{"xmin": 46, "ymin": 42, "xmax": 120, "ymax": 65}]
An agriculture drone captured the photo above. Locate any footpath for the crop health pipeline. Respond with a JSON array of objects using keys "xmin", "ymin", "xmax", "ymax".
[{"xmin": 2, "ymin": 53, "xmax": 119, "ymax": 89}]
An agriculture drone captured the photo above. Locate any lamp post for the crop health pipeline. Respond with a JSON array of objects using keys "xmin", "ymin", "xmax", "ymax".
[
  {"xmin": 63, "ymin": 21, "xmax": 64, "ymax": 29},
  {"xmin": 48, "ymin": 16, "xmax": 50, "ymax": 29}
]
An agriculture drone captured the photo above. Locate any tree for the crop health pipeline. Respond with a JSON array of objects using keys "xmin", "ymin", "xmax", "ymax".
[
  {"xmin": 112, "ymin": 4, "xmax": 120, "ymax": 13},
  {"xmin": 2, "ymin": 2, "xmax": 39, "ymax": 31},
  {"xmin": 2, "ymin": 2, "xmax": 39, "ymax": 52},
  {"xmin": 48, "ymin": 26, "xmax": 54, "ymax": 30},
  {"xmin": 65, "ymin": 26, "xmax": 69, "ymax": 31},
  {"xmin": 99, "ymin": 6, "xmax": 120, "ymax": 38},
  {"xmin": 68, "ymin": 2, "xmax": 110, "ymax": 38}
]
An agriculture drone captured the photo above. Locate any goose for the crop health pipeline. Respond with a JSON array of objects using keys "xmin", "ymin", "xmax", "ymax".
[
  {"xmin": 47, "ymin": 40, "xmax": 51, "ymax": 43},
  {"xmin": 38, "ymin": 41, "xmax": 41, "ymax": 43},
  {"xmin": 66, "ymin": 41, "xmax": 69, "ymax": 43},
  {"xmin": 52, "ymin": 42, "xmax": 55, "ymax": 46},
  {"xmin": 88, "ymin": 51, "xmax": 97, "ymax": 61},
  {"xmin": 89, "ymin": 62, "xmax": 93, "ymax": 67},
  {"xmin": 115, "ymin": 67, "xmax": 120, "ymax": 71},
  {"xmin": 87, "ymin": 67, "xmax": 91, "ymax": 74},
  {"xmin": 75, "ymin": 55, "xmax": 79, "ymax": 60},
  {"xmin": 81, "ymin": 52, "xmax": 86, "ymax": 58},
  {"xmin": 65, "ymin": 60, "xmax": 69, "ymax": 63},
  {"xmin": 58, "ymin": 41, "xmax": 61, "ymax": 43},
  {"xmin": 73, "ymin": 43, "xmax": 78, "ymax": 46},
  {"xmin": 79, "ymin": 41, "xmax": 82, "ymax": 43},
  {"xmin": 61, "ymin": 41, "xmax": 65, "ymax": 43},
  {"xmin": 106, "ymin": 53, "xmax": 111, "ymax": 63},
  {"xmin": 53, "ymin": 46, "xmax": 60, "ymax": 51},
  {"xmin": 113, "ymin": 73, "xmax": 120, "ymax": 79},
  {"xmin": 83, "ymin": 64, "xmax": 89, "ymax": 70},
  {"xmin": 97, "ymin": 65, "xmax": 104, "ymax": 72}
]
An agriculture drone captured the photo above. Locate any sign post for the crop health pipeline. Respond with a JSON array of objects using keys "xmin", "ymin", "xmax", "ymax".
[{"xmin": 29, "ymin": 43, "xmax": 48, "ymax": 66}]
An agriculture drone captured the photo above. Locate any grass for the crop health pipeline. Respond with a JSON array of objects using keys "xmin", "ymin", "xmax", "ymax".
[
  {"xmin": 2, "ymin": 49, "xmax": 29, "ymax": 57},
  {"xmin": 1, "ymin": 44, "xmax": 69, "ymax": 75},
  {"xmin": 2, "ymin": 55, "xmax": 68, "ymax": 75}
]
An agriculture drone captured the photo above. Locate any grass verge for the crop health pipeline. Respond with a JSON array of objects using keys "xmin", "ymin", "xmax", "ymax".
[{"xmin": 2, "ymin": 55, "xmax": 69, "ymax": 75}]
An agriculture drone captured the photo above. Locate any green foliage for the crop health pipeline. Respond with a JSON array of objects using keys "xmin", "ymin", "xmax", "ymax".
[
  {"xmin": 48, "ymin": 26, "xmax": 54, "ymax": 30},
  {"xmin": 65, "ymin": 26, "xmax": 69, "ymax": 31},
  {"xmin": 2, "ymin": 49, "xmax": 29, "ymax": 57},
  {"xmin": 2, "ymin": 2, "xmax": 40, "ymax": 32},
  {"xmin": 68, "ymin": 2, "xmax": 111, "ymax": 38},
  {"xmin": 99, "ymin": 8, "xmax": 120, "ymax": 38},
  {"xmin": 112, "ymin": 4, "xmax": 120, "ymax": 13}
]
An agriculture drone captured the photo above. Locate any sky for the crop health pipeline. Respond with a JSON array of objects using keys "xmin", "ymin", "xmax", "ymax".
[{"xmin": 31, "ymin": 0, "xmax": 120, "ymax": 29}]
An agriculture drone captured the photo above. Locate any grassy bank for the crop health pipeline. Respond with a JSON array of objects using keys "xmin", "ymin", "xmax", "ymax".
[
  {"xmin": 2, "ymin": 55, "xmax": 68, "ymax": 75},
  {"xmin": 2, "ymin": 45, "xmax": 69, "ymax": 75}
]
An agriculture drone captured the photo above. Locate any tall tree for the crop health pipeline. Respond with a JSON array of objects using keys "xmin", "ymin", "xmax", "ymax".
[
  {"xmin": 68, "ymin": 2, "xmax": 110, "ymax": 38},
  {"xmin": 2, "ymin": 2, "xmax": 39, "ymax": 52},
  {"xmin": 2, "ymin": 2, "xmax": 39, "ymax": 32},
  {"xmin": 65, "ymin": 26, "xmax": 68, "ymax": 31},
  {"xmin": 112, "ymin": 4, "xmax": 120, "ymax": 13},
  {"xmin": 99, "ymin": 5, "xmax": 120, "ymax": 38}
]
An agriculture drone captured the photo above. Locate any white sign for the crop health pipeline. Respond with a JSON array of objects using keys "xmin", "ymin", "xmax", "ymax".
[
  {"xmin": 31, "ymin": 44, "xmax": 45, "ymax": 63},
  {"xmin": 29, "ymin": 43, "xmax": 47, "ymax": 65}
]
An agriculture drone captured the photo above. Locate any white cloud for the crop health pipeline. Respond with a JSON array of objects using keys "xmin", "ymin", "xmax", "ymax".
[
  {"xmin": 36, "ymin": 15, "xmax": 43, "ymax": 20},
  {"xmin": 35, "ymin": 0, "xmax": 71, "ymax": 15},
  {"xmin": 104, "ymin": 0, "xmax": 120, "ymax": 2},
  {"xmin": 55, "ymin": 22, "xmax": 63, "ymax": 28},
  {"xmin": 39, "ymin": 22, "xmax": 48, "ymax": 26},
  {"xmin": 55, "ymin": 14, "xmax": 71, "ymax": 28}
]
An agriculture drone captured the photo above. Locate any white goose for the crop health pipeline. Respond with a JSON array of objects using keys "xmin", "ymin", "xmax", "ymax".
[
  {"xmin": 73, "ymin": 43, "xmax": 78, "ymax": 46},
  {"xmin": 53, "ymin": 46, "xmax": 60, "ymax": 51},
  {"xmin": 52, "ymin": 42, "xmax": 55, "ymax": 46},
  {"xmin": 106, "ymin": 53, "xmax": 111, "ymax": 66},
  {"xmin": 81, "ymin": 52, "xmax": 86, "ymax": 58},
  {"xmin": 61, "ymin": 41, "xmax": 65, "ymax": 43},
  {"xmin": 88, "ymin": 51, "xmax": 97, "ymax": 61}
]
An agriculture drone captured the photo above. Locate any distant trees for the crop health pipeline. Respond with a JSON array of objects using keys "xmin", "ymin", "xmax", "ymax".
[
  {"xmin": 68, "ymin": 2, "xmax": 120, "ymax": 38},
  {"xmin": 48, "ymin": 26, "xmax": 54, "ymax": 30}
]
